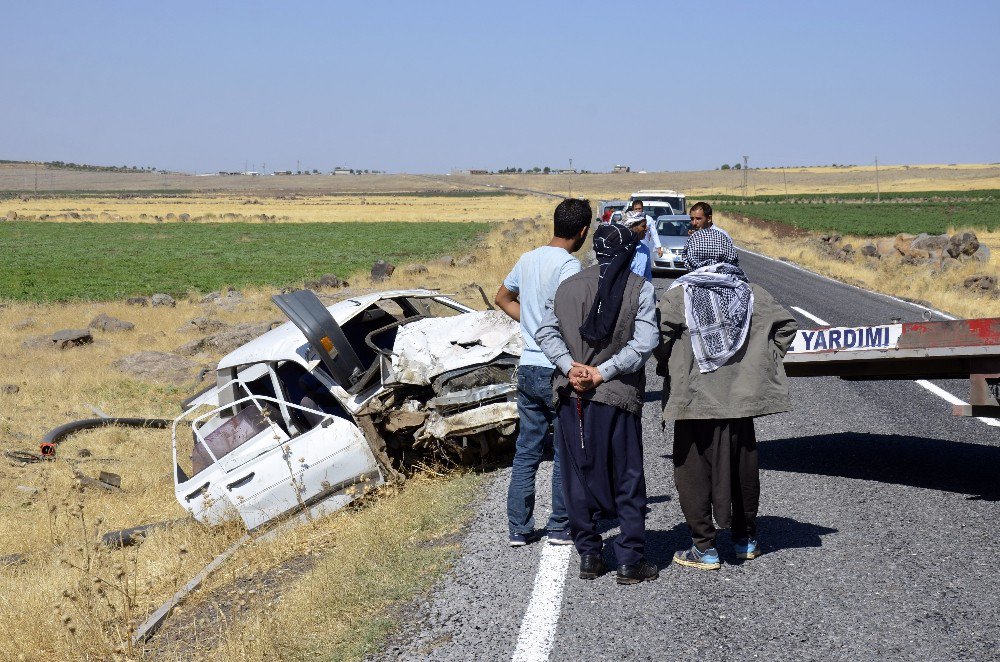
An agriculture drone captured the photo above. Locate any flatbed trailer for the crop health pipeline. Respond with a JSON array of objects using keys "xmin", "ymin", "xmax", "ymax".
[{"xmin": 784, "ymin": 317, "xmax": 1000, "ymax": 418}]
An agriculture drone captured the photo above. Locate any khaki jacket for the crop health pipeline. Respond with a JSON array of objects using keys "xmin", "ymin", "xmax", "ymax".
[{"xmin": 655, "ymin": 283, "xmax": 798, "ymax": 420}]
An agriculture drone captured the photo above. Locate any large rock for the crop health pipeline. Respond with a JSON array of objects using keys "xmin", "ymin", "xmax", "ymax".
[
  {"xmin": 371, "ymin": 260, "xmax": 396, "ymax": 282},
  {"xmin": 972, "ymin": 244, "xmax": 991, "ymax": 263},
  {"xmin": 112, "ymin": 351, "xmax": 205, "ymax": 385},
  {"xmin": 860, "ymin": 243, "xmax": 879, "ymax": 257},
  {"xmin": 151, "ymin": 293, "xmax": 176, "ymax": 307},
  {"xmin": 947, "ymin": 231, "xmax": 980, "ymax": 258},
  {"xmin": 125, "ymin": 296, "xmax": 150, "ymax": 307},
  {"xmin": 436, "ymin": 256, "xmax": 456, "ymax": 267},
  {"xmin": 89, "ymin": 313, "xmax": 135, "ymax": 332},
  {"xmin": 403, "ymin": 264, "xmax": 429, "ymax": 275},
  {"xmin": 176, "ymin": 320, "xmax": 281, "ymax": 357},
  {"xmin": 875, "ymin": 237, "xmax": 897, "ymax": 257},
  {"xmin": 911, "ymin": 233, "xmax": 951, "ymax": 252},
  {"xmin": 456, "ymin": 254, "xmax": 478, "ymax": 267},
  {"xmin": 24, "ymin": 329, "xmax": 94, "ymax": 350},
  {"xmin": 963, "ymin": 274, "xmax": 997, "ymax": 292}
]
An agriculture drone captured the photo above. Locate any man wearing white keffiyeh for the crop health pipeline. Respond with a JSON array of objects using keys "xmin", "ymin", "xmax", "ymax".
[
  {"xmin": 655, "ymin": 205, "xmax": 798, "ymax": 571},
  {"xmin": 669, "ymin": 227, "xmax": 754, "ymax": 373}
]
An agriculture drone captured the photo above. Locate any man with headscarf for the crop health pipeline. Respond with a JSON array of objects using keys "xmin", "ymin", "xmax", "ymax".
[
  {"xmin": 626, "ymin": 200, "xmax": 664, "ymax": 259},
  {"xmin": 535, "ymin": 223, "xmax": 660, "ymax": 584},
  {"xmin": 620, "ymin": 211, "xmax": 653, "ymax": 282},
  {"xmin": 655, "ymin": 206, "xmax": 798, "ymax": 570}
]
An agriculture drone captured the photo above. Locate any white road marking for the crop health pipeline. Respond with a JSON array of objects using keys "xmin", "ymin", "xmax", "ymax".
[
  {"xmin": 790, "ymin": 306, "xmax": 831, "ymax": 327},
  {"xmin": 511, "ymin": 543, "xmax": 573, "ymax": 662},
  {"xmin": 791, "ymin": 306, "xmax": 999, "ymax": 427},
  {"xmin": 915, "ymin": 380, "xmax": 1000, "ymax": 427}
]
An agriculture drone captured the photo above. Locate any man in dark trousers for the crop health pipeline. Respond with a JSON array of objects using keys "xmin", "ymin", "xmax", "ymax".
[
  {"xmin": 535, "ymin": 223, "xmax": 659, "ymax": 584},
  {"xmin": 655, "ymin": 212, "xmax": 798, "ymax": 569}
]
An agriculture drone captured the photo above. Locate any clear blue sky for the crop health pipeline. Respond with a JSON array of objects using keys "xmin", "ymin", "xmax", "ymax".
[{"xmin": 4, "ymin": 1, "xmax": 998, "ymax": 173}]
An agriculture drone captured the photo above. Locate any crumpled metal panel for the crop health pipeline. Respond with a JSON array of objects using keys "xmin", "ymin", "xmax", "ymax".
[
  {"xmin": 388, "ymin": 311, "xmax": 523, "ymax": 386},
  {"xmin": 416, "ymin": 401, "xmax": 519, "ymax": 441}
]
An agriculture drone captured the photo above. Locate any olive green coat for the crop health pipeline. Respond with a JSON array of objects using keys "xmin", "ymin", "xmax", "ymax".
[{"xmin": 655, "ymin": 284, "xmax": 798, "ymax": 420}]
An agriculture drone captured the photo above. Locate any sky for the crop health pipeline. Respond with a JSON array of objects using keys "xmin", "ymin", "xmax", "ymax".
[{"xmin": 3, "ymin": 1, "xmax": 998, "ymax": 174}]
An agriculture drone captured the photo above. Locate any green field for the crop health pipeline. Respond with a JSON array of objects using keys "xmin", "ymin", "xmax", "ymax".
[
  {"xmin": 0, "ymin": 221, "xmax": 488, "ymax": 302},
  {"xmin": 715, "ymin": 195, "xmax": 1000, "ymax": 236}
]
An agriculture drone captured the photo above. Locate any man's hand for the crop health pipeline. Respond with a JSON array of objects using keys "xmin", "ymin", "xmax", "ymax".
[
  {"xmin": 569, "ymin": 362, "xmax": 604, "ymax": 392},
  {"xmin": 657, "ymin": 247, "xmax": 664, "ymax": 258}
]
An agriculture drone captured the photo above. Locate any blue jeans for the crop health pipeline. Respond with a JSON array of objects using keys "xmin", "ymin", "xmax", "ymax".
[{"xmin": 507, "ymin": 365, "xmax": 568, "ymax": 535}]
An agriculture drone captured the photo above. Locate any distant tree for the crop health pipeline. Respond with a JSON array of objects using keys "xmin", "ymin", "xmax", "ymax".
[
  {"xmin": 721, "ymin": 164, "xmax": 730, "ymax": 170},
  {"xmin": 296, "ymin": 170, "xmax": 302, "ymax": 175},
  {"xmin": 733, "ymin": 163, "xmax": 741, "ymax": 170},
  {"xmin": 543, "ymin": 166, "xmax": 551, "ymax": 174},
  {"xmin": 312, "ymin": 168, "xmax": 319, "ymax": 174}
]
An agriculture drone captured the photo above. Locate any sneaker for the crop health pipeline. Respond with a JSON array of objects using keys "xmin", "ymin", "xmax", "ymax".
[
  {"xmin": 616, "ymin": 559, "xmax": 660, "ymax": 585},
  {"xmin": 546, "ymin": 529, "xmax": 574, "ymax": 546},
  {"xmin": 734, "ymin": 538, "xmax": 762, "ymax": 560},
  {"xmin": 509, "ymin": 531, "xmax": 538, "ymax": 547},
  {"xmin": 673, "ymin": 545, "xmax": 722, "ymax": 570}
]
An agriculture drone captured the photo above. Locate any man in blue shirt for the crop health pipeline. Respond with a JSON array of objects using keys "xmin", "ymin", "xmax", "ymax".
[{"xmin": 495, "ymin": 198, "xmax": 591, "ymax": 547}]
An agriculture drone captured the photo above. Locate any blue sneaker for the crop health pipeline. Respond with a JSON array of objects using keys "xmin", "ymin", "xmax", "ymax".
[
  {"xmin": 673, "ymin": 545, "xmax": 722, "ymax": 570},
  {"xmin": 734, "ymin": 538, "xmax": 762, "ymax": 560},
  {"xmin": 546, "ymin": 529, "xmax": 573, "ymax": 546}
]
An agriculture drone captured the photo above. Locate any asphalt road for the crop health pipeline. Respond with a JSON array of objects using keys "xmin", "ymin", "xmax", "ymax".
[{"xmin": 375, "ymin": 250, "xmax": 1000, "ymax": 661}]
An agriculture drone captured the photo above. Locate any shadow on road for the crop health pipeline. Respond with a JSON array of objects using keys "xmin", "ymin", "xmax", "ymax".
[
  {"xmin": 760, "ymin": 433, "xmax": 1000, "ymax": 501},
  {"xmin": 637, "ymin": 516, "xmax": 837, "ymax": 568}
]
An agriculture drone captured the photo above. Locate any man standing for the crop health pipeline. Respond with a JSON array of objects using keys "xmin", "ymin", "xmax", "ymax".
[
  {"xmin": 655, "ymin": 228, "xmax": 797, "ymax": 569},
  {"xmin": 687, "ymin": 201, "xmax": 729, "ymax": 237},
  {"xmin": 535, "ymin": 223, "xmax": 659, "ymax": 584},
  {"xmin": 620, "ymin": 213, "xmax": 653, "ymax": 282},
  {"xmin": 495, "ymin": 198, "xmax": 591, "ymax": 547},
  {"xmin": 626, "ymin": 200, "xmax": 665, "ymax": 258}
]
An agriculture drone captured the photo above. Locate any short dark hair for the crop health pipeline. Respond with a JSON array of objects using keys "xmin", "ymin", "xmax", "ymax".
[
  {"xmin": 690, "ymin": 201, "xmax": 713, "ymax": 218},
  {"xmin": 553, "ymin": 198, "xmax": 592, "ymax": 238},
  {"xmin": 631, "ymin": 199, "xmax": 643, "ymax": 208}
]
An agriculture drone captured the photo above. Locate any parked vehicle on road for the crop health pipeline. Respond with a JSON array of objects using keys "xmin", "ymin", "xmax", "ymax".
[{"xmin": 629, "ymin": 189, "xmax": 687, "ymax": 215}]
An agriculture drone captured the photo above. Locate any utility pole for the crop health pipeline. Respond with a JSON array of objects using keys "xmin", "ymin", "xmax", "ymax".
[
  {"xmin": 34, "ymin": 163, "xmax": 38, "ymax": 195},
  {"xmin": 296, "ymin": 159, "xmax": 300, "ymax": 175},
  {"xmin": 568, "ymin": 158, "xmax": 573, "ymax": 198},
  {"xmin": 741, "ymin": 155, "xmax": 748, "ymax": 198},
  {"xmin": 782, "ymin": 168, "xmax": 788, "ymax": 196},
  {"xmin": 874, "ymin": 155, "xmax": 881, "ymax": 202}
]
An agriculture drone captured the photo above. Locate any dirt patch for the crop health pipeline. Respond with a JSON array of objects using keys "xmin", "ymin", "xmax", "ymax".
[
  {"xmin": 145, "ymin": 553, "xmax": 318, "ymax": 659},
  {"xmin": 723, "ymin": 211, "xmax": 812, "ymax": 239}
]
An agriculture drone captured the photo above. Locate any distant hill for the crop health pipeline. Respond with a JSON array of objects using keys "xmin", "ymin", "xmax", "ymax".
[{"xmin": 0, "ymin": 159, "xmax": 161, "ymax": 173}]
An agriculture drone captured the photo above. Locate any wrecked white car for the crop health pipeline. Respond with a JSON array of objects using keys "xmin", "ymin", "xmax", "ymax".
[{"xmin": 173, "ymin": 289, "xmax": 522, "ymax": 530}]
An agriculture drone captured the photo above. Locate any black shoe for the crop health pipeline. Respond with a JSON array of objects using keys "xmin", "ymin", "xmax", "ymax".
[
  {"xmin": 579, "ymin": 554, "xmax": 606, "ymax": 580},
  {"xmin": 616, "ymin": 559, "xmax": 659, "ymax": 585}
]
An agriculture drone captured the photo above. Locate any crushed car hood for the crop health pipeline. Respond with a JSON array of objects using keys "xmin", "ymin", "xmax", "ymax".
[{"xmin": 387, "ymin": 310, "xmax": 523, "ymax": 386}]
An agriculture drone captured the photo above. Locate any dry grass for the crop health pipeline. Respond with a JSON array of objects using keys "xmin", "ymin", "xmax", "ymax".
[
  {"xmin": 2, "ymin": 193, "xmax": 551, "ymax": 225},
  {"xmin": 720, "ymin": 213, "xmax": 1000, "ymax": 319},
  {"xmin": 4, "ymin": 162, "xmax": 998, "ymax": 200},
  {"xmin": 0, "ymin": 212, "xmax": 550, "ymax": 661}
]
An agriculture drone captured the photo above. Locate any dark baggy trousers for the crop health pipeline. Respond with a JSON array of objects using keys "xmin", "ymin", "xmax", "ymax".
[
  {"xmin": 557, "ymin": 397, "xmax": 647, "ymax": 566},
  {"xmin": 673, "ymin": 417, "xmax": 759, "ymax": 551}
]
